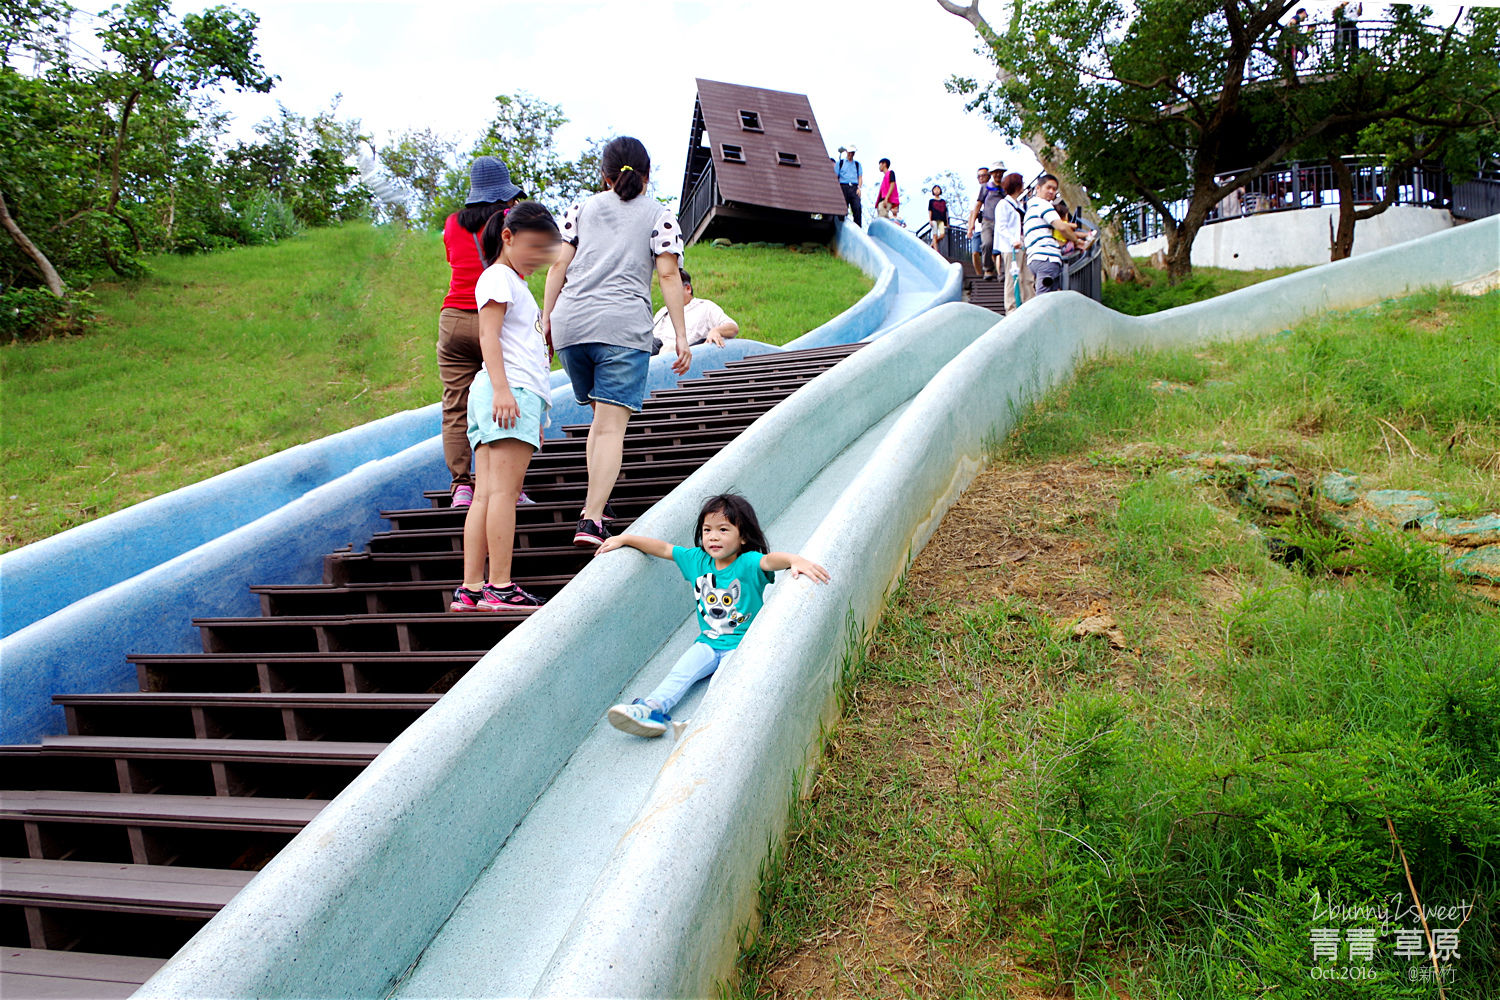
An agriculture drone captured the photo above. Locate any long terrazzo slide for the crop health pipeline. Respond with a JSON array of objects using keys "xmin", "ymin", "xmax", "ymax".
[{"xmin": 139, "ymin": 218, "xmax": 1495, "ymax": 998}]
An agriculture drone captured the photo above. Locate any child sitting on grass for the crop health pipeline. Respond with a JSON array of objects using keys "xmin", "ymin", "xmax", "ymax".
[
  {"xmin": 449, "ymin": 202, "xmax": 560, "ymax": 613},
  {"xmin": 594, "ymin": 493, "xmax": 830, "ymax": 737}
]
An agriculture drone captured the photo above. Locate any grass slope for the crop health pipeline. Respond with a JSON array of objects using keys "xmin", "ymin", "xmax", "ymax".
[
  {"xmin": 733, "ymin": 288, "xmax": 1499, "ymax": 999},
  {"xmin": 1, "ymin": 225, "xmax": 870, "ymax": 550},
  {"xmin": 1102, "ymin": 260, "xmax": 1305, "ymax": 315}
]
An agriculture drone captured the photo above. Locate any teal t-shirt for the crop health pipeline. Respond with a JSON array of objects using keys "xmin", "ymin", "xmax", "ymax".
[{"xmin": 672, "ymin": 545, "xmax": 776, "ymax": 650}]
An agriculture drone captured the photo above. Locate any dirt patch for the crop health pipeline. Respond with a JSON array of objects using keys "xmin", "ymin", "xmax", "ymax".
[
  {"xmin": 743, "ymin": 457, "xmax": 1206, "ymax": 999},
  {"xmin": 908, "ymin": 459, "xmax": 1129, "ymax": 619}
]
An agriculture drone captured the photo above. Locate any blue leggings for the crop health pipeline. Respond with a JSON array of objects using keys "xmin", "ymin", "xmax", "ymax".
[{"xmin": 646, "ymin": 641, "xmax": 731, "ymax": 714}]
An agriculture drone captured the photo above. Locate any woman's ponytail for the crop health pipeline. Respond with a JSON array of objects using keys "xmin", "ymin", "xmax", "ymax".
[{"xmin": 602, "ymin": 136, "xmax": 650, "ymax": 201}]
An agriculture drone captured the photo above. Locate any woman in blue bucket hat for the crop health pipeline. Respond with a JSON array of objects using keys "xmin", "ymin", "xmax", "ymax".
[{"xmin": 438, "ymin": 156, "xmax": 526, "ymax": 508}]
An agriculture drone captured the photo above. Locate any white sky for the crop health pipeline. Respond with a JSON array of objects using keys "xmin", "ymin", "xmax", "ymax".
[
  {"xmin": 156, "ymin": 0, "xmax": 1038, "ymax": 217},
  {"xmin": 51, "ymin": 0, "xmax": 1480, "ymax": 218}
]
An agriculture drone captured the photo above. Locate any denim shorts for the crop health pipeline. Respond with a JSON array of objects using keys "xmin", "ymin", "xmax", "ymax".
[
  {"xmin": 969, "ymin": 232, "xmax": 984, "ymax": 254},
  {"xmin": 467, "ymin": 377, "xmax": 549, "ymax": 450},
  {"xmin": 557, "ymin": 342, "xmax": 651, "ymax": 412}
]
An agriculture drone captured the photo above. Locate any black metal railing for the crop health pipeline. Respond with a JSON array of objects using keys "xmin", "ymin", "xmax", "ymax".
[
  {"xmin": 915, "ymin": 220, "xmax": 970, "ymax": 265},
  {"xmin": 1060, "ymin": 218, "xmax": 1103, "ymax": 301},
  {"xmin": 1248, "ymin": 18, "xmax": 1411, "ymax": 85},
  {"xmin": 680, "ymin": 160, "xmax": 718, "ymax": 243},
  {"xmin": 1115, "ymin": 157, "xmax": 1498, "ymax": 246},
  {"xmin": 1454, "ymin": 162, "xmax": 1500, "ymax": 222},
  {"xmin": 919, "ymin": 214, "xmax": 1103, "ymax": 303}
]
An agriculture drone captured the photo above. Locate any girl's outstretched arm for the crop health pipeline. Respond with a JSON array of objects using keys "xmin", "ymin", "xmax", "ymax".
[
  {"xmin": 595, "ymin": 533, "xmax": 674, "ymax": 560},
  {"xmin": 760, "ymin": 552, "xmax": 831, "ymax": 583}
]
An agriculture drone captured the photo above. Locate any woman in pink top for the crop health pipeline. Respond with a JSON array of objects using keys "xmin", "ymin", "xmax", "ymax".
[
  {"xmin": 438, "ymin": 156, "xmax": 524, "ymax": 507},
  {"xmin": 875, "ymin": 158, "xmax": 900, "ymax": 220}
]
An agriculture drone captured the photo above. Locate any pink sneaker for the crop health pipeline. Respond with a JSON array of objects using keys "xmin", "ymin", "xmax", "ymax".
[{"xmin": 451, "ymin": 484, "xmax": 474, "ymax": 508}]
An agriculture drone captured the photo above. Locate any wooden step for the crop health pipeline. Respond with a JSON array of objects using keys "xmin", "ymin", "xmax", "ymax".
[
  {"xmin": 364, "ymin": 518, "xmax": 638, "ymax": 554},
  {"xmin": 1, "ymin": 947, "xmax": 167, "ymax": 998},
  {"xmin": 52, "ymin": 692, "xmax": 440, "ymax": 743},
  {"xmin": 378, "ymin": 497, "xmax": 661, "ymax": 532},
  {"xmin": 0, "ymin": 857, "xmax": 255, "ymax": 917},
  {"xmin": 0, "ymin": 790, "xmax": 326, "ymax": 832},
  {"xmin": 1, "ymin": 737, "xmax": 384, "ymax": 798},
  {"xmin": 130, "ymin": 650, "xmax": 486, "ymax": 695},
  {"xmin": 192, "ymin": 611, "xmax": 520, "ymax": 654},
  {"xmin": 0, "ymin": 791, "xmax": 326, "ymax": 868},
  {"xmin": 251, "ymin": 576, "xmax": 574, "ymax": 617}
]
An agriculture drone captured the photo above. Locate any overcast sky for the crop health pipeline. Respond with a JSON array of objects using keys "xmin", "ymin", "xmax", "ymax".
[
  {"xmin": 56, "ymin": 1, "xmax": 1474, "ymax": 220},
  {"xmin": 147, "ymin": 0, "xmax": 1039, "ymax": 218}
]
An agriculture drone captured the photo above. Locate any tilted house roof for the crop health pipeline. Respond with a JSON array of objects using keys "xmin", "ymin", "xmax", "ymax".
[{"xmin": 694, "ymin": 78, "xmax": 847, "ymax": 217}]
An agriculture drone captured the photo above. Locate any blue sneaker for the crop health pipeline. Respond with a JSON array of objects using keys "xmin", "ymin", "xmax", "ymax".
[{"xmin": 607, "ymin": 698, "xmax": 670, "ymax": 738}]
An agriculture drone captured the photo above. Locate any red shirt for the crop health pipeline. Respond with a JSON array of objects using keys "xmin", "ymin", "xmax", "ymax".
[{"xmin": 441, "ymin": 213, "xmax": 484, "ymax": 311}]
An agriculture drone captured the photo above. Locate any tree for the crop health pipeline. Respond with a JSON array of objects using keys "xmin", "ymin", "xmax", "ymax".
[
  {"xmin": 939, "ymin": 0, "xmax": 1142, "ymax": 284},
  {"xmin": 409, "ymin": 93, "xmax": 607, "ymax": 229},
  {"xmin": 941, "ymin": 1, "xmax": 1500, "ymax": 282},
  {"xmin": 1285, "ymin": 7, "xmax": 1500, "ymax": 259},
  {"xmin": 0, "ymin": 0, "xmax": 275, "ymax": 293},
  {"xmin": 378, "ymin": 127, "xmax": 458, "ymax": 226},
  {"xmin": 86, "ymin": 0, "xmax": 275, "ymax": 266}
]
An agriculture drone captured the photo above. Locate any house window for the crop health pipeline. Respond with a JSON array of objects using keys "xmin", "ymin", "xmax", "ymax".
[
  {"xmin": 739, "ymin": 110, "xmax": 763, "ymax": 131},
  {"xmin": 777, "ymin": 151, "xmax": 801, "ymax": 166},
  {"xmin": 794, "ymin": 118, "xmax": 812, "ymax": 131},
  {"xmin": 721, "ymin": 144, "xmax": 746, "ymax": 163}
]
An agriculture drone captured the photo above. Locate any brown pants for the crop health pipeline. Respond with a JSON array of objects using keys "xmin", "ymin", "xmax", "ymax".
[{"xmin": 437, "ymin": 307, "xmax": 483, "ymax": 487}]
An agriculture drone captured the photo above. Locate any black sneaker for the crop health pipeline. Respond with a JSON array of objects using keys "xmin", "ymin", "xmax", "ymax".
[
  {"xmin": 479, "ymin": 583, "xmax": 546, "ymax": 613},
  {"xmin": 573, "ymin": 517, "xmax": 611, "ymax": 547}
]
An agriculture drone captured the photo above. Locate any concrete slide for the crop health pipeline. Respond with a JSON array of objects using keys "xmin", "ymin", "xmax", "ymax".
[
  {"xmin": 10, "ymin": 211, "xmax": 1493, "ymax": 997},
  {"xmin": 0, "ymin": 219, "xmax": 953, "ymax": 745}
]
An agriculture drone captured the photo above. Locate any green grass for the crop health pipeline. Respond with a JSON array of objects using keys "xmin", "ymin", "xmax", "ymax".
[
  {"xmin": 1103, "ymin": 260, "xmax": 1305, "ymax": 315},
  {"xmin": 731, "ymin": 289, "xmax": 1500, "ymax": 999},
  {"xmin": 1, "ymin": 225, "xmax": 870, "ymax": 550},
  {"xmin": 1007, "ymin": 287, "xmax": 1500, "ymax": 511}
]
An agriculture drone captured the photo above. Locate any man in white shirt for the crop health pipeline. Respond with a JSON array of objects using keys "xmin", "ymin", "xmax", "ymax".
[{"xmin": 651, "ymin": 270, "xmax": 739, "ymax": 352}]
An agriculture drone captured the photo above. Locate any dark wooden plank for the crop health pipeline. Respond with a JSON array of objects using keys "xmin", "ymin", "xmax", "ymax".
[
  {"xmin": 53, "ymin": 693, "xmax": 440, "ymax": 711},
  {"xmin": 37, "ymin": 736, "xmax": 385, "ymax": 763},
  {"xmin": 0, "ymin": 791, "xmax": 325, "ymax": 829},
  {"xmin": 0, "ymin": 972, "xmax": 140, "ymax": 999},
  {"xmin": 1, "ymin": 948, "xmax": 166, "ymax": 983},
  {"xmin": 1, "ymin": 857, "xmax": 255, "ymax": 912}
]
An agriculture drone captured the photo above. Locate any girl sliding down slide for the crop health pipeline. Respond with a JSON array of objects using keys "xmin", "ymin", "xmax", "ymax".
[{"xmin": 594, "ymin": 493, "xmax": 830, "ymax": 737}]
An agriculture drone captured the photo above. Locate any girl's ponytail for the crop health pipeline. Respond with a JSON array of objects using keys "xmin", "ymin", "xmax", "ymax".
[{"xmin": 602, "ymin": 136, "xmax": 650, "ymax": 201}]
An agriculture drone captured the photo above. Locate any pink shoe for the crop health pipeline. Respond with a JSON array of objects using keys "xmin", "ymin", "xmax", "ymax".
[{"xmin": 451, "ymin": 484, "xmax": 474, "ymax": 508}]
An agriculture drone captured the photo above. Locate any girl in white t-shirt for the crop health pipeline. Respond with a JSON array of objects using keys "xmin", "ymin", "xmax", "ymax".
[{"xmin": 451, "ymin": 202, "xmax": 562, "ymax": 613}]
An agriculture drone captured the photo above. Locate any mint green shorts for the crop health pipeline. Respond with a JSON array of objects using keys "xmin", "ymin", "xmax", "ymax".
[{"xmin": 467, "ymin": 377, "xmax": 549, "ymax": 451}]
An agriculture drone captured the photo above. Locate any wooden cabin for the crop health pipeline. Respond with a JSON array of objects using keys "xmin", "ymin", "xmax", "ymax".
[{"xmin": 678, "ymin": 79, "xmax": 848, "ymax": 246}]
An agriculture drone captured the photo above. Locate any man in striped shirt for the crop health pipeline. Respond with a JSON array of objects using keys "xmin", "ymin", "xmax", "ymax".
[{"xmin": 1022, "ymin": 174, "xmax": 1082, "ymax": 295}]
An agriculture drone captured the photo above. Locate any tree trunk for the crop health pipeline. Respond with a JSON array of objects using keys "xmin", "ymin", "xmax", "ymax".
[
  {"xmin": 936, "ymin": 0, "xmax": 1142, "ymax": 284},
  {"xmin": 0, "ymin": 189, "xmax": 65, "ymax": 297},
  {"xmin": 1329, "ymin": 155, "xmax": 1410, "ymax": 261},
  {"xmin": 1028, "ymin": 140, "xmax": 1142, "ymax": 283},
  {"xmin": 1328, "ymin": 156, "xmax": 1358, "ymax": 260},
  {"xmin": 1165, "ymin": 191, "xmax": 1216, "ymax": 282}
]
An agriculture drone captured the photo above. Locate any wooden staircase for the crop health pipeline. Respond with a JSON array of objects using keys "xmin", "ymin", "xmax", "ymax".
[{"xmin": 0, "ymin": 342, "xmax": 864, "ymax": 998}]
